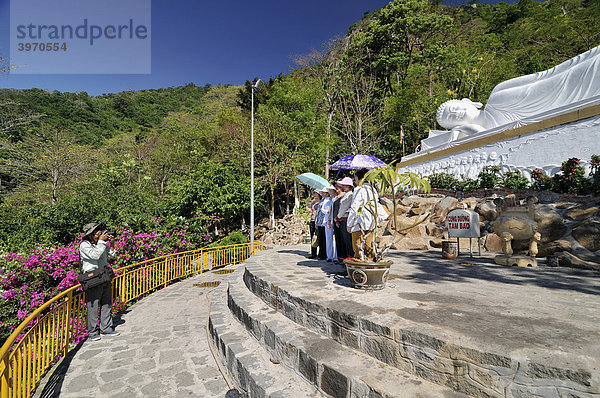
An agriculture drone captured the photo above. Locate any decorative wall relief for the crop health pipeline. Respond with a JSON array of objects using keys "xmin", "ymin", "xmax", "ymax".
[{"xmin": 401, "ymin": 114, "xmax": 600, "ymax": 181}]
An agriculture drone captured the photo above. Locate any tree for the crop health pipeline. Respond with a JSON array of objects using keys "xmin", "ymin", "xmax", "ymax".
[
  {"xmin": 163, "ymin": 161, "xmax": 255, "ymax": 228},
  {"xmin": 334, "ymin": 53, "xmax": 389, "ymax": 155},
  {"xmin": 294, "ymin": 38, "xmax": 345, "ymax": 178},
  {"xmin": 255, "ymin": 75, "xmax": 325, "ymax": 226},
  {"xmin": 0, "ymin": 124, "xmax": 94, "ymax": 203}
]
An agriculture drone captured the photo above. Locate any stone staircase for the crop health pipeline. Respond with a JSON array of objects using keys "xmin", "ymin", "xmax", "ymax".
[
  {"xmin": 208, "ymin": 249, "xmax": 599, "ymax": 398},
  {"xmin": 209, "ymin": 273, "xmax": 466, "ymax": 397}
]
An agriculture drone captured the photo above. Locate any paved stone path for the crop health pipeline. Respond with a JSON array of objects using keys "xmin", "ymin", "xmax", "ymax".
[{"xmin": 36, "ymin": 266, "xmax": 235, "ymax": 398}]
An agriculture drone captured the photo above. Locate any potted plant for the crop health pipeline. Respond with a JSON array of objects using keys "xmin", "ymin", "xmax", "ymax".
[{"xmin": 344, "ymin": 165, "xmax": 431, "ymax": 290}]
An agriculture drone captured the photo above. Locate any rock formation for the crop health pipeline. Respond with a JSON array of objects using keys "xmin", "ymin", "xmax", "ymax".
[{"xmin": 263, "ymin": 194, "xmax": 600, "ymax": 270}]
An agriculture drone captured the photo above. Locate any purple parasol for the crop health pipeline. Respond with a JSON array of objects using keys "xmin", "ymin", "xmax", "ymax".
[{"xmin": 329, "ymin": 155, "xmax": 387, "ymax": 170}]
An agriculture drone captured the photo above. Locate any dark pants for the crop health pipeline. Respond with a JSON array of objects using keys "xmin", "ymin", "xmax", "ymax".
[
  {"xmin": 317, "ymin": 226, "xmax": 326, "ymax": 260},
  {"xmin": 85, "ymin": 281, "xmax": 114, "ymax": 337},
  {"xmin": 309, "ymin": 221, "xmax": 317, "ymax": 257},
  {"xmin": 333, "ymin": 222, "xmax": 346, "ymax": 259},
  {"xmin": 339, "ymin": 219, "xmax": 354, "ymax": 259}
]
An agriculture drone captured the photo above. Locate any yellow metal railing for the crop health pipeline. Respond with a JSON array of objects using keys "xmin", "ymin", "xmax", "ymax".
[{"xmin": 0, "ymin": 241, "xmax": 263, "ymax": 398}]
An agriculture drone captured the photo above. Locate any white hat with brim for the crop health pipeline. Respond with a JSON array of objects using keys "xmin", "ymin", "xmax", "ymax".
[
  {"xmin": 320, "ymin": 186, "xmax": 334, "ymax": 193},
  {"xmin": 82, "ymin": 222, "xmax": 100, "ymax": 236},
  {"xmin": 336, "ymin": 177, "xmax": 354, "ymax": 187}
]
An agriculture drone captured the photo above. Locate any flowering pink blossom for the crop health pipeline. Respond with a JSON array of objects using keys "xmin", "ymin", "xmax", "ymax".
[
  {"xmin": 1, "ymin": 217, "xmax": 216, "ymax": 343},
  {"xmin": 2, "ymin": 289, "xmax": 17, "ymax": 300},
  {"xmin": 17, "ymin": 309, "xmax": 28, "ymax": 320}
]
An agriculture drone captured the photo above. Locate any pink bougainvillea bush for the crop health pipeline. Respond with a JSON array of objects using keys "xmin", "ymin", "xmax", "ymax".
[{"xmin": 0, "ymin": 215, "xmax": 218, "ymax": 345}]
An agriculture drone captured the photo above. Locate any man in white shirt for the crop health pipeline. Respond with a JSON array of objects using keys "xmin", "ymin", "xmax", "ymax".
[
  {"xmin": 347, "ymin": 169, "xmax": 381, "ymax": 261},
  {"xmin": 79, "ymin": 222, "xmax": 119, "ymax": 341}
]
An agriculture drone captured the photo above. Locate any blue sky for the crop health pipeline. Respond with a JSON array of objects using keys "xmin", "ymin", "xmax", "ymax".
[{"xmin": 0, "ymin": 0, "xmax": 520, "ymax": 96}]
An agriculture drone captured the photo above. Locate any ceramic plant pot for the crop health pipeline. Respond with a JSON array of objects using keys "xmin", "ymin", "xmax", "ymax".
[
  {"xmin": 441, "ymin": 240, "xmax": 458, "ymax": 259},
  {"xmin": 344, "ymin": 259, "xmax": 393, "ymax": 290}
]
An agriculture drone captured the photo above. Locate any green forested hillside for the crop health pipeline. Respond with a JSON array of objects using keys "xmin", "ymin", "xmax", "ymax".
[{"xmin": 0, "ymin": 0, "xmax": 598, "ymax": 251}]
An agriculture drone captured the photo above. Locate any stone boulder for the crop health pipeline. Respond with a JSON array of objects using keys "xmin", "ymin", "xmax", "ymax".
[
  {"xmin": 484, "ymin": 233, "xmax": 503, "ymax": 252},
  {"xmin": 565, "ymin": 205, "xmax": 599, "ymax": 222},
  {"xmin": 475, "ymin": 199, "xmax": 498, "ymax": 222},
  {"xmin": 386, "ymin": 214, "xmax": 422, "ymax": 234},
  {"xmin": 534, "ymin": 204, "xmax": 568, "ymax": 243},
  {"xmin": 376, "ymin": 235, "xmax": 395, "ymax": 247},
  {"xmin": 430, "ymin": 196, "xmax": 459, "ymax": 223},
  {"xmin": 263, "ymin": 236, "xmax": 274, "ymax": 246},
  {"xmin": 557, "ymin": 252, "xmax": 600, "ymax": 271},
  {"xmin": 392, "ymin": 237, "xmax": 430, "ymax": 251},
  {"xmin": 403, "ymin": 224, "xmax": 427, "ymax": 239},
  {"xmin": 537, "ymin": 240, "xmax": 573, "ymax": 257},
  {"xmin": 461, "ymin": 198, "xmax": 478, "ymax": 210},
  {"xmin": 425, "ymin": 223, "xmax": 445, "ymax": 238},
  {"xmin": 408, "ymin": 206, "xmax": 428, "ymax": 217},
  {"xmin": 429, "ymin": 238, "xmax": 443, "ymax": 249},
  {"xmin": 536, "ymin": 190, "xmax": 560, "ymax": 204},
  {"xmin": 572, "ymin": 219, "xmax": 600, "ymax": 252},
  {"xmin": 395, "ymin": 204, "xmax": 411, "ymax": 215},
  {"xmin": 256, "ymin": 213, "xmax": 310, "ymax": 246},
  {"xmin": 401, "ymin": 195, "xmax": 439, "ymax": 208}
]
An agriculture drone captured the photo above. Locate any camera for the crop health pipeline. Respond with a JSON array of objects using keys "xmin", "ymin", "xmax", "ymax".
[{"xmin": 99, "ymin": 221, "xmax": 116, "ymax": 237}]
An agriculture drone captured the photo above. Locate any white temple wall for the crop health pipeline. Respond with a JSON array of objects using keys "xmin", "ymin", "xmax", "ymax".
[{"xmin": 400, "ymin": 114, "xmax": 600, "ymax": 181}]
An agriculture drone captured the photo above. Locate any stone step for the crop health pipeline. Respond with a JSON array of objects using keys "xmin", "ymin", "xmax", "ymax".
[
  {"xmin": 241, "ymin": 252, "xmax": 599, "ymax": 398},
  {"xmin": 208, "ymin": 269, "xmax": 324, "ymax": 398},
  {"xmin": 227, "ymin": 269, "xmax": 467, "ymax": 398}
]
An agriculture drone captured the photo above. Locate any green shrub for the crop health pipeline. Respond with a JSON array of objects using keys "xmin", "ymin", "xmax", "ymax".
[
  {"xmin": 478, "ymin": 166, "xmax": 500, "ymax": 189},
  {"xmin": 427, "ymin": 172, "xmax": 459, "ymax": 190},
  {"xmin": 550, "ymin": 158, "xmax": 590, "ymax": 194},
  {"xmin": 208, "ymin": 230, "xmax": 248, "ymax": 248},
  {"xmin": 456, "ymin": 177, "xmax": 479, "ymax": 192},
  {"xmin": 530, "ymin": 168, "xmax": 552, "ymax": 191},
  {"xmin": 502, "ymin": 170, "xmax": 529, "ymax": 189}
]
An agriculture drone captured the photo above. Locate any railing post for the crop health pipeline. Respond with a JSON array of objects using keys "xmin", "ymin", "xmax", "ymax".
[
  {"xmin": 1, "ymin": 357, "xmax": 8, "ymax": 398},
  {"xmin": 164, "ymin": 259, "xmax": 168, "ymax": 288},
  {"xmin": 63, "ymin": 290, "xmax": 73, "ymax": 358}
]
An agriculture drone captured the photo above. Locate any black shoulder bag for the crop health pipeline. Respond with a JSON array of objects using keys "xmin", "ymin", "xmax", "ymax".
[{"xmin": 77, "ymin": 251, "xmax": 114, "ymax": 290}]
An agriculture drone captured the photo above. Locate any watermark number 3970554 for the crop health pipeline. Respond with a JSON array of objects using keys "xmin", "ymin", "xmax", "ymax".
[{"xmin": 17, "ymin": 43, "xmax": 68, "ymax": 52}]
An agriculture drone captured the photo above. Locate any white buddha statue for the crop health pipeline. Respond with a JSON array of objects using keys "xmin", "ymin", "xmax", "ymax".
[{"xmin": 435, "ymin": 45, "xmax": 600, "ymax": 137}]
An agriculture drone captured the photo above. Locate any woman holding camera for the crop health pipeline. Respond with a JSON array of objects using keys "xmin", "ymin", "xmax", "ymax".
[{"xmin": 79, "ymin": 222, "xmax": 119, "ymax": 341}]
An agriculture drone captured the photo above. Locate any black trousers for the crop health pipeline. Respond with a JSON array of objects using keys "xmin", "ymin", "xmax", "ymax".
[
  {"xmin": 333, "ymin": 222, "xmax": 346, "ymax": 259},
  {"xmin": 85, "ymin": 282, "xmax": 113, "ymax": 336},
  {"xmin": 339, "ymin": 219, "xmax": 354, "ymax": 259},
  {"xmin": 317, "ymin": 226, "xmax": 326, "ymax": 260},
  {"xmin": 309, "ymin": 221, "xmax": 317, "ymax": 257}
]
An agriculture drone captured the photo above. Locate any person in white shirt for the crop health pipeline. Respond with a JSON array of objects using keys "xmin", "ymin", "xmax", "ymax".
[
  {"xmin": 79, "ymin": 222, "xmax": 119, "ymax": 341},
  {"xmin": 315, "ymin": 189, "xmax": 328, "ymax": 260},
  {"xmin": 306, "ymin": 191, "xmax": 321, "ymax": 259},
  {"xmin": 347, "ymin": 169, "xmax": 385, "ymax": 261},
  {"xmin": 326, "ymin": 187, "xmax": 338, "ymax": 262},
  {"xmin": 334, "ymin": 177, "xmax": 354, "ymax": 260},
  {"xmin": 316, "ymin": 187, "xmax": 336, "ymax": 262}
]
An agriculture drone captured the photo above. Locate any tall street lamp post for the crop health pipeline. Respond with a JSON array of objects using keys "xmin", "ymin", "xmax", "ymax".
[{"xmin": 250, "ymin": 78, "xmax": 264, "ymax": 245}]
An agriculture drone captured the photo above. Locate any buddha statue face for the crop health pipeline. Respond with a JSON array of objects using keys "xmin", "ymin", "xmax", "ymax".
[{"xmin": 436, "ymin": 99, "xmax": 483, "ymax": 129}]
